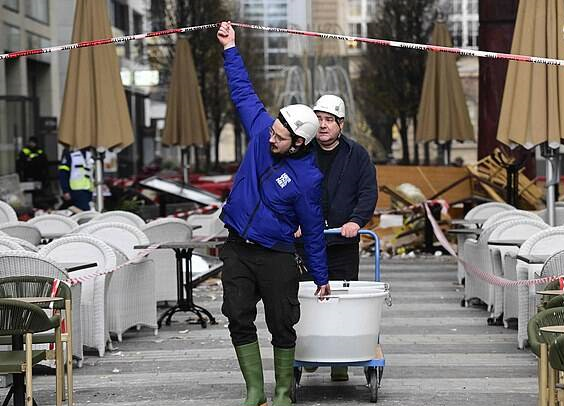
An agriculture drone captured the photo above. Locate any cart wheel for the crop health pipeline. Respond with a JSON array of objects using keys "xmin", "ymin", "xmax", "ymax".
[
  {"xmin": 290, "ymin": 367, "xmax": 301, "ymax": 403},
  {"xmin": 378, "ymin": 366, "xmax": 384, "ymax": 385},
  {"xmin": 368, "ymin": 367, "xmax": 378, "ymax": 403}
]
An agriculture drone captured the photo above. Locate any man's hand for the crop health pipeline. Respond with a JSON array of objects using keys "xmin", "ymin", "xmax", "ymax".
[
  {"xmin": 63, "ymin": 193, "xmax": 71, "ymax": 201},
  {"xmin": 341, "ymin": 222, "xmax": 360, "ymax": 238},
  {"xmin": 315, "ymin": 284, "xmax": 331, "ymax": 299},
  {"xmin": 294, "ymin": 226, "xmax": 302, "ymax": 238},
  {"xmin": 217, "ymin": 21, "xmax": 235, "ymax": 49}
]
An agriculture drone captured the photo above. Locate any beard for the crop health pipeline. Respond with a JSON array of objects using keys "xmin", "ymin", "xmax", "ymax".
[{"xmin": 270, "ymin": 145, "xmax": 285, "ymax": 157}]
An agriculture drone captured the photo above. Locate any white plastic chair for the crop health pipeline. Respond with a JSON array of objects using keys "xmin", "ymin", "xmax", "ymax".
[
  {"xmin": 79, "ymin": 222, "xmax": 149, "ymax": 259},
  {"xmin": 91, "ymin": 211, "xmax": 146, "ymax": 229},
  {"xmin": 28, "ymin": 214, "xmax": 78, "ymax": 240},
  {"xmin": 487, "ymin": 219, "xmax": 549, "ymax": 324},
  {"xmin": 40, "ymin": 235, "xmax": 117, "ymax": 359},
  {"xmin": 0, "ymin": 201, "xmax": 17, "ymax": 224},
  {"xmin": 71, "ymin": 211, "xmax": 101, "ymax": 225},
  {"xmin": 481, "ymin": 209, "xmax": 542, "ymax": 229},
  {"xmin": 142, "ymin": 218, "xmax": 193, "ymax": 302},
  {"xmin": 515, "ymin": 226, "xmax": 564, "ymax": 348},
  {"xmin": 0, "ymin": 222, "xmax": 42, "ymax": 245},
  {"xmin": 105, "ymin": 244, "xmax": 157, "ymax": 341},
  {"xmin": 456, "ymin": 202, "xmax": 515, "ymax": 284}
]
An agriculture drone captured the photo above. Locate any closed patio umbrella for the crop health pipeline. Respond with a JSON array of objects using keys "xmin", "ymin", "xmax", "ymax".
[
  {"xmin": 416, "ymin": 21, "xmax": 474, "ymax": 165},
  {"xmin": 58, "ymin": 0, "xmax": 133, "ymax": 211},
  {"xmin": 497, "ymin": 0, "xmax": 564, "ymax": 225},
  {"xmin": 162, "ymin": 38, "xmax": 209, "ymax": 184}
]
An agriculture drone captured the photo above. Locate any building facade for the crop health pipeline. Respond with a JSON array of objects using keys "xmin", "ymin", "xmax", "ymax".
[{"xmin": 0, "ymin": 0, "xmax": 60, "ymax": 176}]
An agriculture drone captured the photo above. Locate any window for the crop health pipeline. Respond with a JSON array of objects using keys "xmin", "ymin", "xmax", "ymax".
[
  {"xmin": 4, "ymin": 24, "xmax": 20, "ymax": 51},
  {"xmin": 468, "ymin": 19, "xmax": 479, "ymax": 48},
  {"xmin": 132, "ymin": 11, "xmax": 144, "ymax": 61},
  {"xmin": 467, "ymin": 0, "xmax": 478, "ymax": 15},
  {"xmin": 451, "ymin": 21, "xmax": 462, "ymax": 47},
  {"xmin": 4, "ymin": 0, "xmax": 18, "ymax": 12},
  {"xmin": 112, "ymin": 0, "xmax": 129, "ymax": 32},
  {"xmin": 347, "ymin": 0, "xmax": 361, "ymax": 17},
  {"xmin": 25, "ymin": 0, "xmax": 49, "ymax": 23},
  {"xmin": 366, "ymin": 0, "xmax": 377, "ymax": 19},
  {"xmin": 452, "ymin": 0, "xmax": 462, "ymax": 15},
  {"xmin": 268, "ymin": 36, "xmax": 287, "ymax": 50},
  {"xmin": 27, "ymin": 31, "xmax": 49, "ymax": 50}
]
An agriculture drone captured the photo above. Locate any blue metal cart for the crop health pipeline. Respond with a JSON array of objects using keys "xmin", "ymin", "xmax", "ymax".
[{"xmin": 291, "ymin": 229, "xmax": 389, "ymax": 403}]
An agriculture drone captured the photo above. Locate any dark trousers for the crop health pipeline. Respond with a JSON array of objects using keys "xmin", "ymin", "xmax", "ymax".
[
  {"xmin": 220, "ymin": 239, "xmax": 300, "ymax": 348},
  {"xmin": 70, "ymin": 190, "xmax": 92, "ymax": 211},
  {"xmin": 298, "ymin": 243, "xmax": 359, "ymax": 282}
]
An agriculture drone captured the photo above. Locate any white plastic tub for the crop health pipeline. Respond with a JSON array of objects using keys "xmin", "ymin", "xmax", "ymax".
[{"xmin": 295, "ymin": 281, "xmax": 388, "ymax": 362}]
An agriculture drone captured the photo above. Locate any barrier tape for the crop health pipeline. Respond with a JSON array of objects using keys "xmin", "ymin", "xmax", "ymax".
[
  {"xmin": 65, "ymin": 243, "xmax": 161, "ymax": 286},
  {"xmin": 423, "ymin": 202, "xmax": 561, "ymax": 287},
  {"xmin": 1, "ymin": 21, "xmax": 564, "ymax": 67}
]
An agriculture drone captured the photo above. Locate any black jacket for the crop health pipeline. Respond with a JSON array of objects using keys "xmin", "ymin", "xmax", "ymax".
[{"xmin": 315, "ymin": 135, "xmax": 378, "ymax": 245}]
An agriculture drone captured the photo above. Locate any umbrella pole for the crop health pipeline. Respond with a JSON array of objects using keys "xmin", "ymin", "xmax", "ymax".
[
  {"xmin": 94, "ymin": 150, "xmax": 105, "ymax": 212},
  {"xmin": 542, "ymin": 145, "xmax": 560, "ymax": 226},
  {"xmin": 182, "ymin": 147, "xmax": 190, "ymax": 185}
]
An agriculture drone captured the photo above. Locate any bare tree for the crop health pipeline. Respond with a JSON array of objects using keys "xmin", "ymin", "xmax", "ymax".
[{"xmin": 355, "ymin": 0, "xmax": 435, "ymax": 164}]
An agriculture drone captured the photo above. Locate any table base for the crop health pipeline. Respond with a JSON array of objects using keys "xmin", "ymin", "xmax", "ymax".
[{"xmin": 158, "ymin": 303, "xmax": 217, "ymax": 329}]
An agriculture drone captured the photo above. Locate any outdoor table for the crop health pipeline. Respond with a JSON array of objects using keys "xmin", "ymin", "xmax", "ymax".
[
  {"xmin": 7, "ymin": 297, "xmax": 63, "ymax": 406},
  {"xmin": 540, "ymin": 325, "xmax": 564, "ymax": 334},
  {"xmin": 61, "ymin": 262, "xmax": 98, "ymax": 273},
  {"xmin": 135, "ymin": 241, "xmax": 223, "ymax": 328},
  {"xmin": 451, "ymin": 219, "xmax": 487, "ymax": 227},
  {"xmin": 447, "ymin": 228, "xmax": 482, "ymax": 236},
  {"xmin": 516, "ymin": 254, "xmax": 551, "ymax": 264},
  {"xmin": 488, "ymin": 239, "xmax": 526, "ymax": 247},
  {"xmin": 537, "ymin": 290, "xmax": 564, "ymax": 296}
]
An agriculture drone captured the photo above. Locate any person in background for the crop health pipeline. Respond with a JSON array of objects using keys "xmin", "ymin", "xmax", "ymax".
[
  {"xmin": 17, "ymin": 136, "xmax": 48, "ymax": 184},
  {"xmin": 217, "ymin": 21, "xmax": 330, "ymax": 406},
  {"xmin": 298, "ymin": 94, "xmax": 378, "ymax": 381},
  {"xmin": 58, "ymin": 148, "xmax": 93, "ymax": 211}
]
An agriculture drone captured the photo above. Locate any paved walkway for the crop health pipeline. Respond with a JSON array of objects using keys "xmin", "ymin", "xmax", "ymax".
[{"xmin": 12, "ymin": 257, "xmax": 537, "ymax": 405}]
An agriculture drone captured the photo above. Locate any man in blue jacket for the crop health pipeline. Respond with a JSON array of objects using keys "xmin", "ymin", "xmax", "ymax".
[{"xmin": 217, "ymin": 22, "xmax": 330, "ymax": 406}]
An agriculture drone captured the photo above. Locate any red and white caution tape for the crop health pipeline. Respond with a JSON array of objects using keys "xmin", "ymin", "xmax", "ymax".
[
  {"xmin": 0, "ymin": 23, "xmax": 220, "ymax": 61},
  {"xmin": 423, "ymin": 202, "xmax": 562, "ymax": 287},
  {"xmin": 66, "ymin": 243, "xmax": 161, "ymax": 286},
  {"xmin": 1, "ymin": 21, "xmax": 564, "ymax": 67}
]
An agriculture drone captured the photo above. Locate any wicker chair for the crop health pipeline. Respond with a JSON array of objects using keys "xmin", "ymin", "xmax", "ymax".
[
  {"xmin": 463, "ymin": 214, "xmax": 521, "ymax": 311},
  {"xmin": 0, "ymin": 237, "xmax": 38, "ymax": 252},
  {"xmin": 0, "ymin": 251, "xmax": 83, "ymax": 366},
  {"xmin": 516, "ymin": 227, "xmax": 564, "ymax": 349},
  {"xmin": 186, "ymin": 208, "xmax": 228, "ymax": 242},
  {"xmin": 71, "ymin": 211, "xmax": 100, "ymax": 225},
  {"xmin": 0, "ymin": 299, "xmax": 63, "ymax": 406},
  {"xmin": 40, "ymin": 236, "xmax": 116, "ymax": 358},
  {"xmin": 105, "ymin": 245, "xmax": 157, "ymax": 341},
  {"xmin": 0, "ymin": 201, "xmax": 17, "ymax": 224},
  {"xmin": 0, "ymin": 222, "xmax": 41, "ymax": 246},
  {"xmin": 481, "ymin": 209, "xmax": 542, "ymax": 229},
  {"xmin": 28, "ymin": 214, "xmax": 78, "ymax": 240},
  {"xmin": 91, "ymin": 210, "xmax": 146, "ymax": 228},
  {"xmin": 487, "ymin": 219, "xmax": 549, "ymax": 323},
  {"xmin": 0, "ymin": 276, "xmax": 74, "ymax": 405},
  {"xmin": 528, "ymin": 307, "xmax": 564, "ymax": 406},
  {"xmin": 142, "ymin": 218, "xmax": 193, "ymax": 302},
  {"xmin": 0, "ymin": 239, "xmax": 23, "ymax": 252},
  {"xmin": 456, "ymin": 202, "xmax": 515, "ymax": 284},
  {"xmin": 78, "ymin": 222, "xmax": 149, "ymax": 259}
]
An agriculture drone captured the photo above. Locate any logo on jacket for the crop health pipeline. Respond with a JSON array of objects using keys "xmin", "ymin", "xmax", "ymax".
[{"xmin": 276, "ymin": 173, "xmax": 292, "ymax": 188}]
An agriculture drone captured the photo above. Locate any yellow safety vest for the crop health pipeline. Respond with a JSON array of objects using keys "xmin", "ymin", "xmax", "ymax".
[{"xmin": 69, "ymin": 151, "xmax": 93, "ymax": 191}]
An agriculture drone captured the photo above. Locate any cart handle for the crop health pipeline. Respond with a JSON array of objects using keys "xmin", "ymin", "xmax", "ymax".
[{"xmin": 324, "ymin": 228, "xmax": 381, "ymax": 282}]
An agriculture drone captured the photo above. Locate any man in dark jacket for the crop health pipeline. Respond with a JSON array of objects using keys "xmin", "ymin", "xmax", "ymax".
[
  {"xmin": 217, "ymin": 21, "xmax": 330, "ymax": 406},
  {"xmin": 299, "ymin": 94, "xmax": 378, "ymax": 381}
]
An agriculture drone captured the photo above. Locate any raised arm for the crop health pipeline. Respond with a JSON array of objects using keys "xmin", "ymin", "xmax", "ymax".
[{"xmin": 217, "ymin": 21, "xmax": 273, "ymax": 139}]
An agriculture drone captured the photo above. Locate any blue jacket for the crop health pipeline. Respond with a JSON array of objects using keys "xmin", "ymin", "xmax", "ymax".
[
  {"xmin": 314, "ymin": 135, "xmax": 377, "ymax": 245},
  {"xmin": 220, "ymin": 47, "xmax": 329, "ymax": 286}
]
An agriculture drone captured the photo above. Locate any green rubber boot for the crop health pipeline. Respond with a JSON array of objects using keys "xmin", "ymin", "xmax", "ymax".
[
  {"xmin": 272, "ymin": 347, "xmax": 295, "ymax": 406},
  {"xmin": 330, "ymin": 366, "xmax": 349, "ymax": 381},
  {"xmin": 235, "ymin": 342, "xmax": 268, "ymax": 406}
]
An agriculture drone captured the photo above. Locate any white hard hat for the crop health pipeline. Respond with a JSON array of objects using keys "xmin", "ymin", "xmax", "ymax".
[
  {"xmin": 279, "ymin": 104, "xmax": 320, "ymax": 145},
  {"xmin": 313, "ymin": 95, "xmax": 346, "ymax": 119}
]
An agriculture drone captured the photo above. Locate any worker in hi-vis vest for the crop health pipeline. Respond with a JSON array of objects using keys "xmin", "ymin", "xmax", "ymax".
[
  {"xmin": 58, "ymin": 148, "xmax": 93, "ymax": 211},
  {"xmin": 17, "ymin": 136, "xmax": 48, "ymax": 184}
]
